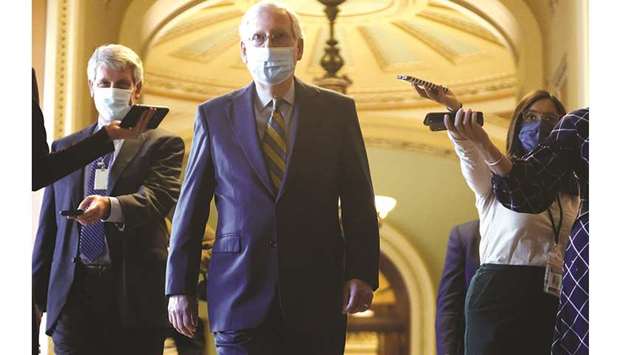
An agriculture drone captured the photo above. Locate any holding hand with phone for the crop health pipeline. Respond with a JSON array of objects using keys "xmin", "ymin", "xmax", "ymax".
[
  {"xmin": 75, "ymin": 195, "xmax": 112, "ymax": 225},
  {"xmin": 103, "ymin": 108, "xmax": 155, "ymax": 140},
  {"xmin": 399, "ymin": 75, "xmax": 483, "ymax": 131},
  {"xmin": 407, "ymin": 76, "xmax": 462, "ymax": 112},
  {"xmin": 444, "ymin": 109, "xmax": 490, "ymax": 148},
  {"xmin": 62, "ymin": 195, "xmax": 112, "ymax": 225}
]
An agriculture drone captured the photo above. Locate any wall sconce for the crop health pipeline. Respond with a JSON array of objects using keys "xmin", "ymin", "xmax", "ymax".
[
  {"xmin": 351, "ymin": 309, "xmax": 375, "ymax": 318},
  {"xmin": 375, "ymin": 195, "xmax": 397, "ymax": 226}
]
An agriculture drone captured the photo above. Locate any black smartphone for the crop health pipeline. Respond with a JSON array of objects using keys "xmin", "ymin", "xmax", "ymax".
[
  {"xmin": 396, "ymin": 74, "xmax": 449, "ymax": 93},
  {"xmin": 60, "ymin": 209, "xmax": 84, "ymax": 217},
  {"xmin": 424, "ymin": 111, "xmax": 484, "ymax": 131},
  {"xmin": 120, "ymin": 104, "xmax": 169, "ymax": 129}
]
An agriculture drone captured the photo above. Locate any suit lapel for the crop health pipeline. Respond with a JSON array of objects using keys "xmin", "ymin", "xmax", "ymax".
[
  {"xmin": 107, "ymin": 134, "xmax": 144, "ymax": 195},
  {"xmin": 230, "ymin": 83, "xmax": 275, "ymax": 197},
  {"xmin": 276, "ymin": 79, "xmax": 318, "ymax": 201}
]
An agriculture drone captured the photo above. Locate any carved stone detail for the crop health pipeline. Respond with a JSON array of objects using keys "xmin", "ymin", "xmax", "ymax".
[
  {"xmin": 144, "ymin": 71, "xmax": 517, "ymax": 110},
  {"xmin": 52, "ymin": 0, "xmax": 71, "ymax": 139}
]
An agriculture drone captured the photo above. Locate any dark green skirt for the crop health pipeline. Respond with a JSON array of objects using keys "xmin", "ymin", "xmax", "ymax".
[{"xmin": 464, "ymin": 264, "xmax": 558, "ymax": 355}]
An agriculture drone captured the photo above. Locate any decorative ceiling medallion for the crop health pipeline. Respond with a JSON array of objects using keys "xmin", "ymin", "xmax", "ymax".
[{"xmin": 292, "ymin": 0, "xmax": 396, "ymax": 17}]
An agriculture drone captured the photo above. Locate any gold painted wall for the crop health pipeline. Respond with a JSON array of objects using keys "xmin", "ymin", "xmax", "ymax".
[{"xmin": 526, "ymin": 0, "xmax": 589, "ymax": 110}]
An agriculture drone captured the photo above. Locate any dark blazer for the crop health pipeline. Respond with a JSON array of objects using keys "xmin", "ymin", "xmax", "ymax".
[
  {"xmin": 32, "ymin": 70, "xmax": 114, "ymax": 191},
  {"xmin": 436, "ymin": 220, "xmax": 481, "ymax": 355},
  {"xmin": 166, "ymin": 79, "xmax": 380, "ymax": 333},
  {"xmin": 32, "ymin": 124, "xmax": 185, "ymax": 334}
]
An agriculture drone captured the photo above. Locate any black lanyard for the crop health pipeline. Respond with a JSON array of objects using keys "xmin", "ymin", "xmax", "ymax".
[{"xmin": 546, "ymin": 196, "xmax": 563, "ymax": 245}]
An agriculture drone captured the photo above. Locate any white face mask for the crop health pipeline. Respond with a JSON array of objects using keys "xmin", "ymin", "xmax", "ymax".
[
  {"xmin": 93, "ymin": 87, "xmax": 133, "ymax": 124},
  {"xmin": 244, "ymin": 46, "xmax": 296, "ymax": 85}
]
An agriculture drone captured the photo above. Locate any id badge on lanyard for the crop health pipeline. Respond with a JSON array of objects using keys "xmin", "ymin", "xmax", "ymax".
[
  {"xmin": 544, "ymin": 244, "xmax": 563, "ymax": 297},
  {"xmin": 94, "ymin": 160, "xmax": 110, "ymax": 191},
  {"xmin": 543, "ymin": 196, "xmax": 564, "ymax": 298}
]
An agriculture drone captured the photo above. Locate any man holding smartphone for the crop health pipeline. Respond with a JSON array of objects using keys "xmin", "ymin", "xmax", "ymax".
[
  {"xmin": 32, "ymin": 69, "xmax": 153, "ymax": 192},
  {"xmin": 32, "ymin": 44, "xmax": 185, "ymax": 355}
]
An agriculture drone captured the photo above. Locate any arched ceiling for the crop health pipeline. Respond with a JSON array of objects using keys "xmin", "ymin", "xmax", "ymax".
[{"xmin": 141, "ymin": 0, "xmax": 519, "ymax": 155}]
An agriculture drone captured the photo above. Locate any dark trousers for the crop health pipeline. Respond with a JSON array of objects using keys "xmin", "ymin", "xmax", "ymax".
[
  {"xmin": 464, "ymin": 264, "xmax": 558, "ymax": 355},
  {"xmin": 213, "ymin": 301, "xmax": 347, "ymax": 355},
  {"xmin": 51, "ymin": 265, "xmax": 165, "ymax": 355},
  {"xmin": 169, "ymin": 318, "xmax": 206, "ymax": 355}
]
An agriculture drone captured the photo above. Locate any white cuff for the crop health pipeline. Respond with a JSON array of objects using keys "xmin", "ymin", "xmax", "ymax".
[{"xmin": 102, "ymin": 197, "xmax": 124, "ymax": 223}]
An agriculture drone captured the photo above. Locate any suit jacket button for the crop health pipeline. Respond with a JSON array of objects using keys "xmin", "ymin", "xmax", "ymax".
[{"xmin": 269, "ymin": 240, "xmax": 278, "ymax": 248}]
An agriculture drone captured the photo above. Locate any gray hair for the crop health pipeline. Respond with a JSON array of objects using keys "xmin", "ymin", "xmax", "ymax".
[
  {"xmin": 87, "ymin": 44, "xmax": 144, "ymax": 85},
  {"xmin": 238, "ymin": 1, "xmax": 304, "ymax": 42}
]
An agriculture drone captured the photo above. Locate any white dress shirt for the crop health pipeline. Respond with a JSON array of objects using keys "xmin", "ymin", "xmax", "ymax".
[
  {"xmin": 78, "ymin": 121, "xmax": 125, "ymax": 265},
  {"xmin": 448, "ymin": 133, "xmax": 580, "ymax": 266},
  {"xmin": 94, "ymin": 121, "xmax": 124, "ymax": 223}
]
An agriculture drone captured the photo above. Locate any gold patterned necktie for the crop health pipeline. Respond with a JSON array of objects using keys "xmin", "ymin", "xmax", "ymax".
[{"xmin": 262, "ymin": 98, "xmax": 287, "ymax": 190}]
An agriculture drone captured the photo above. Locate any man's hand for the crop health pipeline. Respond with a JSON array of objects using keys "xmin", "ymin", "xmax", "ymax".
[
  {"xmin": 342, "ymin": 278, "xmax": 374, "ymax": 314},
  {"xmin": 412, "ymin": 83, "xmax": 461, "ymax": 111},
  {"xmin": 168, "ymin": 294, "xmax": 198, "ymax": 338},
  {"xmin": 104, "ymin": 107, "xmax": 155, "ymax": 140},
  {"xmin": 73, "ymin": 195, "xmax": 110, "ymax": 225}
]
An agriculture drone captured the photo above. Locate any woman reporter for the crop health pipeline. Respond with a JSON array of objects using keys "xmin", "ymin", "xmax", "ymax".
[
  {"xmin": 414, "ymin": 86, "xmax": 580, "ymax": 355},
  {"xmin": 455, "ymin": 105, "xmax": 590, "ymax": 354}
]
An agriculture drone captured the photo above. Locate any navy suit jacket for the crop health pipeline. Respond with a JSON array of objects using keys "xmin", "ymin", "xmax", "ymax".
[
  {"xmin": 32, "ymin": 124, "xmax": 184, "ymax": 334},
  {"xmin": 435, "ymin": 220, "xmax": 481, "ymax": 355},
  {"xmin": 166, "ymin": 79, "xmax": 380, "ymax": 333}
]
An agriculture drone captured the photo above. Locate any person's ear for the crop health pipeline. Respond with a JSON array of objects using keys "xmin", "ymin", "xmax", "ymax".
[
  {"xmin": 240, "ymin": 41, "xmax": 248, "ymax": 64},
  {"xmin": 296, "ymin": 38, "xmax": 304, "ymax": 61},
  {"xmin": 88, "ymin": 80, "xmax": 94, "ymax": 98},
  {"xmin": 132, "ymin": 82, "xmax": 143, "ymax": 103}
]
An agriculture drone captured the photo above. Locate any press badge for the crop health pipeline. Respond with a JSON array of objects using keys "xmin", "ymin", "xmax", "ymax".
[
  {"xmin": 94, "ymin": 161, "xmax": 109, "ymax": 191},
  {"xmin": 544, "ymin": 244, "xmax": 563, "ymax": 297}
]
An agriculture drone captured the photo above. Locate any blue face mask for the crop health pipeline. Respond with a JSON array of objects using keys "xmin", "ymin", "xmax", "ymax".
[
  {"xmin": 517, "ymin": 119, "xmax": 555, "ymax": 153},
  {"xmin": 245, "ymin": 46, "xmax": 296, "ymax": 85}
]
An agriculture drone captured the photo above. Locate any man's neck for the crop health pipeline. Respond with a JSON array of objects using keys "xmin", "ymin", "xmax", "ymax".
[{"xmin": 255, "ymin": 76, "xmax": 294, "ymax": 99}]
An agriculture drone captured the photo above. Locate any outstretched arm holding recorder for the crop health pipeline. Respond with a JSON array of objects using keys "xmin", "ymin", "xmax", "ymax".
[{"xmin": 409, "ymin": 80, "xmax": 511, "ymax": 175}]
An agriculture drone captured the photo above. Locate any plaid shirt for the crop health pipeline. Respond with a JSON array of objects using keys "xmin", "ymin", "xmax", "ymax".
[{"xmin": 492, "ymin": 108, "xmax": 589, "ymax": 354}]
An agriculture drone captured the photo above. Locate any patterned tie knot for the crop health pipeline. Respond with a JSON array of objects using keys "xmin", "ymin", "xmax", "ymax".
[{"xmin": 272, "ymin": 97, "xmax": 282, "ymax": 112}]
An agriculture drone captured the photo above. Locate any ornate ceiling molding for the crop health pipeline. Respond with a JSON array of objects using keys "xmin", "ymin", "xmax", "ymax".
[
  {"xmin": 153, "ymin": 7, "xmax": 242, "ymax": 46},
  {"xmin": 170, "ymin": 29, "xmax": 238, "ymax": 63},
  {"xmin": 357, "ymin": 25, "xmax": 422, "ymax": 72},
  {"xmin": 392, "ymin": 20, "xmax": 480, "ymax": 65},
  {"xmin": 144, "ymin": 70, "xmax": 517, "ymax": 110},
  {"xmin": 351, "ymin": 73, "xmax": 517, "ymax": 109},
  {"xmin": 417, "ymin": 9, "xmax": 503, "ymax": 46}
]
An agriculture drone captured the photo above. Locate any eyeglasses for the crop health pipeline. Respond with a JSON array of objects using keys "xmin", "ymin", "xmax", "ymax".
[
  {"xmin": 522, "ymin": 110, "xmax": 560, "ymax": 122},
  {"xmin": 247, "ymin": 31, "xmax": 294, "ymax": 47}
]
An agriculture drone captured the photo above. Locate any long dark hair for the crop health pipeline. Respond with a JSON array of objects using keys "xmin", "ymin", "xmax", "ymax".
[
  {"xmin": 505, "ymin": 90, "xmax": 578, "ymax": 196},
  {"xmin": 506, "ymin": 90, "xmax": 566, "ymax": 159}
]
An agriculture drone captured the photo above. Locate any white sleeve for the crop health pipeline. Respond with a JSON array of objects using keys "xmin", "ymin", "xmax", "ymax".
[
  {"xmin": 102, "ymin": 196, "xmax": 124, "ymax": 223},
  {"xmin": 448, "ymin": 132, "xmax": 493, "ymax": 199}
]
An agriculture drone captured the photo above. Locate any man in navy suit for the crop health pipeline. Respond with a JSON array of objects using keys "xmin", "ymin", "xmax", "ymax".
[
  {"xmin": 32, "ymin": 44, "xmax": 185, "ymax": 355},
  {"xmin": 166, "ymin": 2, "xmax": 380, "ymax": 354},
  {"xmin": 435, "ymin": 220, "xmax": 481, "ymax": 355}
]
